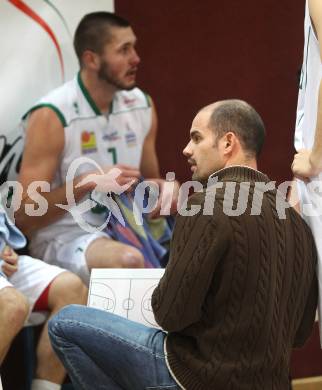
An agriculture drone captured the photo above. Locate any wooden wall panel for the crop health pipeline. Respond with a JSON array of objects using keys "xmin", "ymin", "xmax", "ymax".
[{"xmin": 115, "ymin": 0, "xmax": 305, "ymax": 184}]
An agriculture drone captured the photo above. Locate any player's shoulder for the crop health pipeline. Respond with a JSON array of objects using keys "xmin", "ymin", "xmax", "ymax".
[
  {"xmin": 24, "ymin": 78, "xmax": 78, "ymax": 128},
  {"xmin": 37, "ymin": 78, "xmax": 76, "ymax": 106}
]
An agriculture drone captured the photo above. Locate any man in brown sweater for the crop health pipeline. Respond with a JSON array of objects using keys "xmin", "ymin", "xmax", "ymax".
[{"xmin": 48, "ymin": 100, "xmax": 317, "ymax": 390}]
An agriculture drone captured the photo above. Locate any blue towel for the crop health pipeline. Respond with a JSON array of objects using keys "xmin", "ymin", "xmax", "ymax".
[
  {"xmin": 92, "ymin": 190, "xmax": 173, "ymax": 268},
  {"xmin": 0, "ymin": 206, "xmax": 26, "ymax": 253}
]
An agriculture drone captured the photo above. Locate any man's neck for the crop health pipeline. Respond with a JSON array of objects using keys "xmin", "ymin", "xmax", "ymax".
[
  {"xmin": 224, "ymin": 156, "xmax": 258, "ymax": 171},
  {"xmin": 80, "ymin": 69, "xmax": 116, "ymax": 114}
]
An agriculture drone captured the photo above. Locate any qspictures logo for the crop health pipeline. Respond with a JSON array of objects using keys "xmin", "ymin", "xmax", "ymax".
[{"xmin": 3, "ymin": 157, "xmax": 322, "ymax": 235}]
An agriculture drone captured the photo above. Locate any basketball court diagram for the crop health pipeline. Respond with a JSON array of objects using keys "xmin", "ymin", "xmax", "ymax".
[{"xmin": 87, "ymin": 269, "xmax": 165, "ymax": 328}]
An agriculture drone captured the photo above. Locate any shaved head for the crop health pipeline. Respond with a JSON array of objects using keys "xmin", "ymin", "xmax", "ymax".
[{"xmin": 200, "ymin": 99, "xmax": 265, "ymax": 157}]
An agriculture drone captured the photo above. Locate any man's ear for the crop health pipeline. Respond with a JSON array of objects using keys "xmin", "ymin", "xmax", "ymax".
[
  {"xmin": 223, "ymin": 132, "xmax": 236, "ymax": 155},
  {"xmin": 82, "ymin": 50, "xmax": 100, "ymax": 70}
]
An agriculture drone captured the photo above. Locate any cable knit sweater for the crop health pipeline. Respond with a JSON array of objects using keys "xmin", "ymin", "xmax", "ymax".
[{"xmin": 152, "ymin": 166, "xmax": 318, "ymax": 390}]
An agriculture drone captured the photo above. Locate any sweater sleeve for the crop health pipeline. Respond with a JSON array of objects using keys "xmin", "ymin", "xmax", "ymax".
[
  {"xmin": 293, "ymin": 272, "xmax": 318, "ymax": 348},
  {"xmin": 152, "ymin": 198, "xmax": 230, "ymax": 332}
]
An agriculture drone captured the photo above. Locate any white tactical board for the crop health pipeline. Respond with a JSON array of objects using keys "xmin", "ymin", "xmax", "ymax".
[{"xmin": 88, "ymin": 269, "xmax": 165, "ymax": 328}]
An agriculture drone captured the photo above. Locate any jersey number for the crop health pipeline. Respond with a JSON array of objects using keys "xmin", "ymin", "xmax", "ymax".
[{"xmin": 108, "ymin": 147, "xmax": 117, "ymax": 164}]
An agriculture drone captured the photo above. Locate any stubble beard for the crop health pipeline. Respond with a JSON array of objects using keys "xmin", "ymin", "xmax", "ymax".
[
  {"xmin": 192, "ymin": 172, "xmax": 198, "ymax": 181},
  {"xmin": 98, "ymin": 61, "xmax": 136, "ymax": 91},
  {"xmin": 192, "ymin": 169, "xmax": 209, "ymax": 184}
]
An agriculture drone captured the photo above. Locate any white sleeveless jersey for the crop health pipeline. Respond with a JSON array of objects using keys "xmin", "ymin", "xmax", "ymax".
[
  {"xmin": 22, "ymin": 73, "xmax": 152, "ymax": 253},
  {"xmin": 295, "ymin": 1, "xmax": 322, "ymax": 346},
  {"xmin": 295, "ymin": 0, "xmax": 322, "ymax": 150}
]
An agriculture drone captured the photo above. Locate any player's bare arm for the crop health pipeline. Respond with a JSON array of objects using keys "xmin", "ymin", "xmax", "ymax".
[
  {"xmin": 16, "ymin": 108, "xmax": 142, "ymax": 236},
  {"xmin": 292, "ymin": 0, "xmax": 322, "ymax": 179},
  {"xmin": 16, "ymin": 108, "xmax": 94, "ymax": 236}
]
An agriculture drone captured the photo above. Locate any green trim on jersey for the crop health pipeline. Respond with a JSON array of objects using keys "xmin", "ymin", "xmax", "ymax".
[
  {"xmin": 23, "ymin": 103, "xmax": 67, "ymax": 127},
  {"xmin": 109, "ymin": 99, "xmax": 114, "ymax": 114},
  {"xmin": 77, "ymin": 72, "xmax": 101, "ymax": 115},
  {"xmin": 77, "ymin": 71, "xmax": 149, "ymax": 116}
]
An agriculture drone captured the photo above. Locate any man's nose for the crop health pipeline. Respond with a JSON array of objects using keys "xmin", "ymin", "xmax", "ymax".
[
  {"xmin": 131, "ymin": 48, "xmax": 140, "ymax": 65},
  {"xmin": 183, "ymin": 142, "xmax": 192, "ymax": 157}
]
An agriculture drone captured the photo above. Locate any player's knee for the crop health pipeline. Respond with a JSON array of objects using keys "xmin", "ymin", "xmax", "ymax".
[
  {"xmin": 120, "ymin": 247, "xmax": 144, "ymax": 268},
  {"xmin": 49, "ymin": 272, "xmax": 88, "ymax": 308},
  {"xmin": 0, "ymin": 288, "xmax": 29, "ymax": 329}
]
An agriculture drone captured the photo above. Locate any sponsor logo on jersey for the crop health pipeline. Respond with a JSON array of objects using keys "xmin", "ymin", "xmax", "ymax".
[
  {"xmin": 125, "ymin": 124, "xmax": 137, "ymax": 147},
  {"xmin": 102, "ymin": 129, "xmax": 121, "ymax": 142},
  {"xmin": 81, "ymin": 131, "xmax": 97, "ymax": 154},
  {"xmin": 123, "ymin": 96, "xmax": 136, "ymax": 107}
]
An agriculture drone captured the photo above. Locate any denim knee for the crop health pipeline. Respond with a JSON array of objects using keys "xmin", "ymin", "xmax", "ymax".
[{"xmin": 48, "ymin": 304, "xmax": 80, "ymax": 343}]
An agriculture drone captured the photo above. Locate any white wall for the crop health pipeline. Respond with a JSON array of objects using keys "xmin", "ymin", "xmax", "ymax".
[{"xmin": 0, "ymin": 0, "xmax": 114, "ymax": 182}]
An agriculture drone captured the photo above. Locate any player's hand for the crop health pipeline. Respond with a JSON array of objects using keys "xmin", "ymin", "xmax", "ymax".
[
  {"xmin": 108, "ymin": 164, "xmax": 141, "ymax": 190},
  {"xmin": 148, "ymin": 178, "xmax": 180, "ymax": 219},
  {"xmin": 1, "ymin": 245, "xmax": 18, "ymax": 277},
  {"xmin": 77, "ymin": 164, "xmax": 141, "ymax": 194},
  {"xmin": 291, "ymin": 149, "xmax": 322, "ymax": 181}
]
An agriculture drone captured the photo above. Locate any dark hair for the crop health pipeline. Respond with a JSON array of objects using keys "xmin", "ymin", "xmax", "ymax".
[
  {"xmin": 74, "ymin": 12, "xmax": 130, "ymax": 66},
  {"xmin": 208, "ymin": 100, "xmax": 266, "ymax": 157}
]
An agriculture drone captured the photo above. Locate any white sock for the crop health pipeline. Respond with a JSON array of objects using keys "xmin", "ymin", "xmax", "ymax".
[{"xmin": 31, "ymin": 379, "xmax": 61, "ymax": 390}]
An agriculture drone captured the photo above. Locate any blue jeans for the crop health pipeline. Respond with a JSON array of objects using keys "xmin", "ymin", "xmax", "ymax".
[{"xmin": 48, "ymin": 305, "xmax": 180, "ymax": 390}]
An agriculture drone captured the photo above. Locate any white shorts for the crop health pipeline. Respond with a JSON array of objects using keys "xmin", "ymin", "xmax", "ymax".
[
  {"xmin": 0, "ymin": 255, "xmax": 65, "ymax": 324},
  {"xmin": 31, "ymin": 232, "xmax": 108, "ymax": 284}
]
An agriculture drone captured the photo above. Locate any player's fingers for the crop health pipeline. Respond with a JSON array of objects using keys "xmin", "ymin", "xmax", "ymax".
[
  {"xmin": 2, "ymin": 254, "xmax": 18, "ymax": 265},
  {"xmin": 293, "ymin": 172, "xmax": 310, "ymax": 183},
  {"xmin": 149, "ymin": 199, "xmax": 162, "ymax": 219},
  {"xmin": 121, "ymin": 169, "xmax": 141, "ymax": 178},
  {"xmin": 113, "ymin": 164, "xmax": 140, "ymax": 177},
  {"xmin": 2, "ymin": 263, "xmax": 18, "ymax": 277},
  {"xmin": 117, "ymin": 176, "xmax": 138, "ymax": 188},
  {"xmin": 116, "ymin": 164, "xmax": 139, "ymax": 170},
  {"xmin": 1, "ymin": 245, "xmax": 12, "ymax": 256},
  {"xmin": 291, "ymin": 161, "xmax": 296, "ymax": 172},
  {"xmin": 293, "ymin": 154, "xmax": 304, "ymax": 163},
  {"xmin": 2, "ymin": 263, "xmax": 17, "ymax": 272},
  {"xmin": 102, "ymin": 166, "xmax": 140, "ymax": 180}
]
